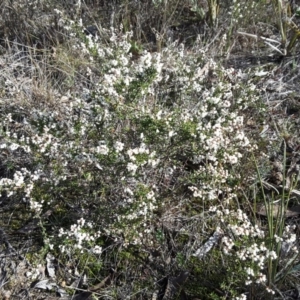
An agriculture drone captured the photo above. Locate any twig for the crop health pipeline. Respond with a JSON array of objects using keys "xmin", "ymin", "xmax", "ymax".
[{"xmin": 237, "ymin": 31, "xmax": 285, "ymax": 55}]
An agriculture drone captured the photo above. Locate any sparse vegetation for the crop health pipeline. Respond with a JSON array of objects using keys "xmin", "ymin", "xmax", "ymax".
[{"xmin": 0, "ymin": 0, "xmax": 300, "ymax": 299}]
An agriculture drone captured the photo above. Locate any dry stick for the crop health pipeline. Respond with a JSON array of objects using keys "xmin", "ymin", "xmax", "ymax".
[{"xmin": 237, "ymin": 31, "xmax": 285, "ymax": 55}]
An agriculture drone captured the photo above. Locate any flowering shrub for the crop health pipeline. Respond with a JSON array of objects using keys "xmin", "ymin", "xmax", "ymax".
[
  {"xmin": 0, "ymin": 11, "xmax": 299, "ymax": 299},
  {"xmin": 219, "ymin": 208, "xmax": 298, "ymax": 297}
]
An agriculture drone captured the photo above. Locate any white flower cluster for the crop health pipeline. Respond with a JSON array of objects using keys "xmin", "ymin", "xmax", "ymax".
[
  {"xmin": 125, "ymin": 143, "xmax": 158, "ymax": 174},
  {"xmin": 106, "ymin": 186, "xmax": 158, "ymax": 247},
  {"xmin": 278, "ymin": 225, "xmax": 299, "ymax": 258},
  {"xmin": 0, "ymin": 167, "xmax": 41, "ymax": 212},
  {"xmin": 211, "ymin": 207, "xmax": 297, "ymax": 294},
  {"xmin": 91, "ymin": 143, "xmax": 109, "ymax": 155},
  {"xmin": 127, "ymin": 143, "xmax": 149, "ymax": 161},
  {"xmin": 58, "ymin": 218, "xmax": 102, "ymax": 254},
  {"xmin": 114, "ymin": 141, "xmax": 124, "ymax": 153},
  {"xmin": 234, "ymin": 294, "xmax": 247, "ymax": 300}
]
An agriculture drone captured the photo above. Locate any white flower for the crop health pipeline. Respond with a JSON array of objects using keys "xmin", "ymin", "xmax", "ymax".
[
  {"xmin": 146, "ymin": 191, "xmax": 155, "ymax": 200},
  {"xmin": 266, "ymin": 287, "xmax": 275, "ymax": 294},
  {"xmin": 168, "ymin": 130, "xmax": 176, "ymax": 137},
  {"xmin": 124, "ymin": 187, "xmax": 134, "ymax": 196},
  {"xmin": 127, "ymin": 149, "xmax": 136, "ymax": 161},
  {"xmin": 96, "ymin": 144, "xmax": 109, "ymax": 155},
  {"xmin": 245, "ymin": 267, "xmax": 254, "ymax": 276},
  {"xmin": 111, "ymin": 60, "xmax": 118, "ymax": 66},
  {"xmin": 267, "ymin": 250, "xmax": 277, "ymax": 260},
  {"xmin": 78, "ymin": 218, "xmax": 85, "ymax": 227},
  {"xmin": 9, "ymin": 143, "xmax": 19, "ymax": 151},
  {"xmin": 256, "ymin": 273, "xmax": 266, "ymax": 284},
  {"xmin": 127, "ymin": 162, "xmax": 138, "ymax": 174},
  {"xmin": 92, "ymin": 245, "xmax": 102, "ymax": 254},
  {"xmin": 235, "ymin": 294, "xmax": 247, "ymax": 300},
  {"xmin": 114, "ymin": 141, "xmax": 124, "ymax": 152}
]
